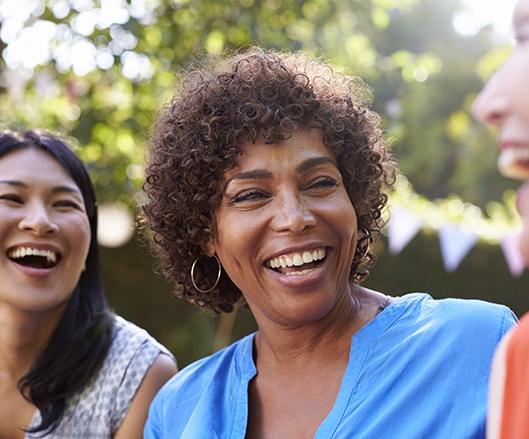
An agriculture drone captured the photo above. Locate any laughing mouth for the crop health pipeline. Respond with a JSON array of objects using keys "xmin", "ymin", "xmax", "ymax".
[
  {"xmin": 498, "ymin": 148, "xmax": 529, "ymax": 181},
  {"xmin": 265, "ymin": 248, "xmax": 327, "ymax": 274},
  {"xmin": 7, "ymin": 247, "xmax": 60, "ymax": 269}
]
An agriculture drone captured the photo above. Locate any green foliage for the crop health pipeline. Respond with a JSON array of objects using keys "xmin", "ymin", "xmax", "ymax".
[
  {"xmin": 1, "ymin": 0, "xmax": 512, "ymax": 208},
  {"xmin": 0, "ymin": 0, "xmax": 522, "ymax": 360},
  {"xmin": 1, "ymin": 0, "xmax": 419, "ymax": 206}
]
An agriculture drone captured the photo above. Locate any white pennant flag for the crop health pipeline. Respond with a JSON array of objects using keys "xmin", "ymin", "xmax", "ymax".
[
  {"xmin": 386, "ymin": 207, "xmax": 423, "ymax": 255},
  {"xmin": 438, "ymin": 224, "xmax": 478, "ymax": 272},
  {"xmin": 500, "ymin": 228, "xmax": 526, "ymax": 278}
]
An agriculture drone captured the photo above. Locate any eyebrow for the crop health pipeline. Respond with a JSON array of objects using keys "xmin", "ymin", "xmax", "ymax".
[
  {"xmin": 223, "ymin": 156, "xmax": 338, "ymax": 191},
  {"xmin": 223, "ymin": 170, "xmax": 272, "ymax": 192},
  {"xmin": 0, "ymin": 180, "xmax": 26, "ymax": 188},
  {"xmin": 0, "ymin": 180, "xmax": 81, "ymax": 195},
  {"xmin": 296, "ymin": 156, "xmax": 337, "ymax": 173}
]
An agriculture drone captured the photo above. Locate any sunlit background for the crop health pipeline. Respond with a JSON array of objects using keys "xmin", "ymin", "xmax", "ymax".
[
  {"xmin": 457, "ymin": 0, "xmax": 516, "ymax": 39},
  {"xmin": 0, "ymin": 0, "xmax": 525, "ymax": 365}
]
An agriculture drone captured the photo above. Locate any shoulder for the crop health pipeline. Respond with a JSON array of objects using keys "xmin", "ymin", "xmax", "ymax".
[
  {"xmin": 112, "ymin": 315, "xmax": 158, "ymax": 344},
  {"xmin": 102, "ymin": 317, "xmax": 176, "ymax": 426},
  {"xmin": 145, "ymin": 334, "xmax": 255, "ymax": 438},
  {"xmin": 394, "ymin": 293, "xmax": 518, "ymax": 342},
  {"xmin": 111, "ymin": 316, "xmax": 175, "ymax": 362},
  {"xmin": 399, "ymin": 293, "xmax": 516, "ymax": 324},
  {"xmin": 166, "ymin": 333, "xmax": 252, "ymax": 390},
  {"xmin": 151, "ymin": 333, "xmax": 254, "ymax": 409},
  {"xmin": 504, "ymin": 312, "xmax": 529, "ymax": 360},
  {"xmin": 113, "ymin": 354, "xmax": 177, "ymax": 439}
]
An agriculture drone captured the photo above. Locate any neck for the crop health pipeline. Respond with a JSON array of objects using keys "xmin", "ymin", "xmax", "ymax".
[
  {"xmin": 0, "ymin": 307, "xmax": 63, "ymax": 380},
  {"xmin": 252, "ymin": 284, "xmax": 383, "ymax": 372}
]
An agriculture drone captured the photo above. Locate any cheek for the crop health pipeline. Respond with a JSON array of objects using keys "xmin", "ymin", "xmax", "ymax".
[
  {"xmin": 512, "ymin": 51, "xmax": 529, "ymax": 121},
  {"xmin": 339, "ymin": 199, "xmax": 357, "ymax": 232},
  {"xmin": 73, "ymin": 218, "xmax": 92, "ymax": 261}
]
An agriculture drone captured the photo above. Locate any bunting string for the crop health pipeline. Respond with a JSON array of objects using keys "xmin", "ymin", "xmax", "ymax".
[{"xmin": 384, "ymin": 175, "xmax": 525, "ymax": 276}]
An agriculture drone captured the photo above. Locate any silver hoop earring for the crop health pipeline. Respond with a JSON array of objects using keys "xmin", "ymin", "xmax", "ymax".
[
  {"xmin": 191, "ymin": 255, "xmax": 222, "ymax": 293},
  {"xmin": 355, "ymin": 225, "xmax": 371, "ymax": 262}
]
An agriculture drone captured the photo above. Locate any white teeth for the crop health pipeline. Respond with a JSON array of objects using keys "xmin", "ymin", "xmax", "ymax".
[
  {"xmin": 498, "ymin": 148, "xmax": 529, "ymax": 181},
  {"xmin": 7, "ymin": 247, "xmax": 58, "ymax": 264},
  {"xmin": 267, "ymin": 248, "xmax": 327, "ymax": 269},
  {"xmin": 293, "ymin": 254, "xmax": 303, "ymax": 266}
]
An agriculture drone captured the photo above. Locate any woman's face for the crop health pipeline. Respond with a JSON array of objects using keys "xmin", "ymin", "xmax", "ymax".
[
  {"xmin": 472, "ymin": 0, "xmax": 529, "ymax": 265},
  {"xmin": 207, "ymin": 128, "xmax": 358, "ymax": 327},
  {"xmin": 0, "ymin": 148, "xmax": 91, "ymax": 315}
]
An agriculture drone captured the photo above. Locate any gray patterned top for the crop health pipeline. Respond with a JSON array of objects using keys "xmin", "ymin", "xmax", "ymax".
[{"xmin": 26, "ymin": 316, "xmax": 175, "ymax": 438}]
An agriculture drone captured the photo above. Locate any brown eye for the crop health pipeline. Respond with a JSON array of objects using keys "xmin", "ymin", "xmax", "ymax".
[
  {"xmin": 54, "ymin": 200, "xmax": 83, "ymax": 210},
  {"xmin": 0, "ymin": 194, "xmax": 23, "ymax": 203},
  {"xmin": 309, "ymin": 177, "xmax": 338, "ymax": 189},
  {"xmin": 233, "ymin": 189, "xmax": 268, "ymax": 203}
]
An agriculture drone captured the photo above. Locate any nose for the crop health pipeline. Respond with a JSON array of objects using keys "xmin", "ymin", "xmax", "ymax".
[
  {"xmin": 472, "ymin": 72, "xmax": 509, "ymax": 127},
  {"xmin": 271, "ymin": 193, "xmax": 316, "ymax": 233},
  {"xmin": 18, "ymin": 204, "xmax": 59, "ymax": 236}
]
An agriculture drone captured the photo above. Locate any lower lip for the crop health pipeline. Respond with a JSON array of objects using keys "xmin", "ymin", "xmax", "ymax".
[
  {"xmin": 10, "ymin": 260, "xmax": 59, "ymax": 278},
  {"xmin": 265, "ymin": 259, "xmax": 327, "ymax": 289}
]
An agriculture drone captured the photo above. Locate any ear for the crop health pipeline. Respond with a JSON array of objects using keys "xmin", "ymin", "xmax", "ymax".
[{"xmin": 203, "ymin": 238, "xmax": 216, "ymax": 257}]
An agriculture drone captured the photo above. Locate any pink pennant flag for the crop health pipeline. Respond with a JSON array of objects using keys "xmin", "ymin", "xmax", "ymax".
[
  {"xmin": 386, "ymin": 207, "xmax": 423, "ymax": 255},
  {"xmin": 438, "ymin": 224, "xmax": 478, "ymax": 272},
  {"xmin": 500, "ymin": 228, "xmax": 526, "ymax": 278}
]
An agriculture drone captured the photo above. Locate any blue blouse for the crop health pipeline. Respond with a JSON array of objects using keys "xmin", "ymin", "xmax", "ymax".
[{"xmin": 145, "ymin": 293, "xmax": 517, "ymax": 439}]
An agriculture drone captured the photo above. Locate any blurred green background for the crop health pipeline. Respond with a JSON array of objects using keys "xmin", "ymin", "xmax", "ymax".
[{"xmin": 1, "ymin": 0, "xmax": 526, "ymax": 368}]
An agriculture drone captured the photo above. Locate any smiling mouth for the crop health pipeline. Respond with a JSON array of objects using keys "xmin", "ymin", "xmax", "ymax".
[
  {"xmin": 265, "ymin": 248, "xmax": 327, "ymax": 275},
  {"xmin": 7, "ymin": 247, "xmax": 60, "ymax": 269},
  {"xmin": 498, "ymin": 148, "xmax": 529, "ymax": 181}
]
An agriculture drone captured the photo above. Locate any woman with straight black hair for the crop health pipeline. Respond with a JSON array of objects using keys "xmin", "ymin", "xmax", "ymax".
[{"xmin": 0, "ymin": 129, "xmax": 177, "ymax": 438}]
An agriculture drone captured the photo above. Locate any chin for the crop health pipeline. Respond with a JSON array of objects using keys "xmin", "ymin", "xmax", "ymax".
[{"xmin": 520, "ymin": 227, "xmax": 529, "ymax": 268}]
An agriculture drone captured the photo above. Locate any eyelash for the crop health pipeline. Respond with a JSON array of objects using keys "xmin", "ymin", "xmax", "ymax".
[
  {"xmin": 0, "ymin": 195, "xmax": 82, "ymax": 210},
  {"xmin": 232, "ymin": 189, "xmax": 267, "ymax": 203},
  {"xmin": 0, "ymin": 194, "xmax": 22, "ymax": 203},
  {"xmin": 310, "ymin": 177, "xmax": 338, "ymax": 189},
  {"xmin": 231, "ymin": 177, "xmax": 338, "ymax": 204},
  {"xmin": 55, "ymin": 200, "xmax": 80, "ymax": 208}
]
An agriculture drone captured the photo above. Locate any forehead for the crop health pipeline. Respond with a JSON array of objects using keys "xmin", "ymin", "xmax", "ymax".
[
  {"xmin": 233, "ymin": 128, "xmax": 335, "ymax": 170},
  {"xmin": 0, "ymin": 147, "xmax": 77, "ymax": 186}
]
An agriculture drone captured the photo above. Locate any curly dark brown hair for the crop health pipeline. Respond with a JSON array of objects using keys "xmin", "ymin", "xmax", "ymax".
[{"xmin": 142, "ymin": 47, "xmax": 397, "ymax": 314}]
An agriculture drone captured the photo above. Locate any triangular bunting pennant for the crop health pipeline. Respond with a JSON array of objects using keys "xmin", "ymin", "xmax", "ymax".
[
  {"xmin": 500, "ymin": 228, "xmax": 526, "ymax": 278},
  {"xmin": 386, "ymin": 207, "xmax": 423, "ymax": 255},
  {"xmin": 438, "ymin": 225, "xmax": 478, "ymax": 272}
]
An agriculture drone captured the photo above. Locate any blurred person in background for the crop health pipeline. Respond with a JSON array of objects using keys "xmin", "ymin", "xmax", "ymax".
[
  {"xmin": 473, "ymin": 0, "xmax": 529, "ymax": 437},
  {"xmin": 0, "ymin": 130, "xmax": 177, "ymax": 438},
  {"xmin": 143, "ymin": 47, "xmax": 517, "ymax": 438}
]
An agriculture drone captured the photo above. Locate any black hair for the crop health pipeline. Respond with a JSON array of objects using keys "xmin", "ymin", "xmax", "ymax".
[{"xmin": 0, "ymin": 129, "xmax": 114, "ymax": 435}]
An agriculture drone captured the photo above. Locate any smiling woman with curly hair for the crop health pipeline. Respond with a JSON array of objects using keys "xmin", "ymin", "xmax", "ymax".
[
  {"xmin": 142, "ymin": 47, "xmax": 517, "ymax": 439},
  {"xmin": 143, "ymin": 47, "xmax": 393, "ymax": 313}
]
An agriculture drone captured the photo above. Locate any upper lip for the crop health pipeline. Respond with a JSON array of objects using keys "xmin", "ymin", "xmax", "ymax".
[{"xmin": 499, "ymin": 138, "xmax": 529, "ymax": 151}]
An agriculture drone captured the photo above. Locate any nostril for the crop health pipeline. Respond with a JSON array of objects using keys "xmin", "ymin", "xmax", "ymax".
[
  {"xmin": 18, "ymin": 218, "xmax": 59, "ymax": 235},
  {"xmin": 486, "ymin": 107, "xmax": 507, "ymax": 125}
]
